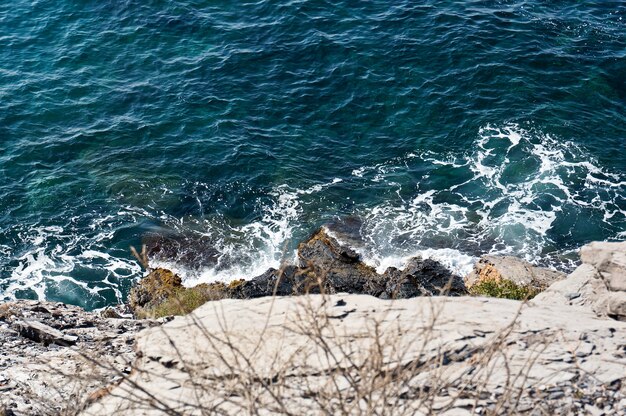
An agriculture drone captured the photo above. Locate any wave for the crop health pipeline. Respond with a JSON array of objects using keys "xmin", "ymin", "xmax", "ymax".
[
  {"xmin": 2, "ymin": 123, "xmax": 624, "ymax": 304},
  {"xmin": 0, "ymin": 213, "xmax": 143, "ymax": 308},
  {"xmin": 149, "ymin": 123, "xmax": 626, "ymax": 286}
]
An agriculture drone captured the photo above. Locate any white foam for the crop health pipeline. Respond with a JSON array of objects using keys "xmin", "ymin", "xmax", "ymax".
[
  {"xmin": 359, "ymin": 248, "xmax": 476, "ymax": 277},
  {"xmin": 177, "ymin": 178, "xmax": 346, "ymax": 287},
  {"xmin": 349, "ymin": 123, "xmax": 625, "ymax": 272},
  {"xmin": 1, "ymin": 210, "xmax": 144, "ymax": 303}
]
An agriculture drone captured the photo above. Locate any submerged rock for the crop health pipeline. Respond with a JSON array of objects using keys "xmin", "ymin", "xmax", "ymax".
[{"xmin": 143, "ymin": 231, "xmax": 220, "ymax": 272}]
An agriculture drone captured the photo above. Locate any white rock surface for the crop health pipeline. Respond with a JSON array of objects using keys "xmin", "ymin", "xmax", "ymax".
[
  {"xmin": 465, "ymin": 255, "xmax": 565, "ymax": 289},
  {"xmin": 84, "ymin": 293, "xmax": 626, "ymax": 415},
  {"xmin": 0, "ymin": 301, "xmax": 157, "ymax": 416},
  {"xmin": 534, "ymin": 241, "xmax": 626, "ymax": 321}
]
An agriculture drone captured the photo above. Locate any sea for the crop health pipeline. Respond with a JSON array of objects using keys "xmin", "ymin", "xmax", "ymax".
[{"xmin": 1, "ymin": 0, "xmax": 624, "ymax": 310}]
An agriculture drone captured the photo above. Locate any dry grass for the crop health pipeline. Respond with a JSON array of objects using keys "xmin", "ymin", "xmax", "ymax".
[
  {"xmin": 14, "ymin": 266, "xmax": 547, "ymax": 415},
  {"xmin": 61, "ymin": 271, "xmax": 542, "ymax": 416}
]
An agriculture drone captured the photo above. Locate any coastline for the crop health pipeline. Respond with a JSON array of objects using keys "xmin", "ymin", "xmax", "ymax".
[{"xmin": 1, "ymin": 233, "xmax": 625, "ymax": 415}]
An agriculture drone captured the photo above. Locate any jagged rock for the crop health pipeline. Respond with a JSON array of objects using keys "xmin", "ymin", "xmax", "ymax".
[
  {"xmin": 465, "ymin": 255, "xmax": 565, "ymax": 289},
  {"xmin": 532, "ymin": 264, "xmax": 608, "ymax": 311},
  {"xmin": 607, "ymin": 292, "xmax": 626, "ymax": 321},
  {"xmin": 100, "ymin": 307, "xmax": 123, "ymax": 319},
  {"xmin": 580, "ymin": 241, "xmax": 626, "ymax": 292},
  {"xmin": 250, "ymin": 227, "xmax": 465, "ymax": 299},
  {"xmin": 384, "ymin": 257, "xmax": 466, "ymax": 296},
  {"xmin": 236, "ymin": 266, "xmax": 298, "ymax": 298},
  {"xmin": 534, "ymin": 241, "xmax": 626, "ymax": 322},
  {"xmin": 296, "ymin": 228, "xmax": 383, "ymax": 294},
  {"xmin": 12, "ymin": 320, "xmax": 78, "ymax": 346},
  {"xmin": 130, "ymin": 227, "xmax": 464, "ymax": 316},
  {"xmin": 128, "ymin": 268, "xmax": 183, "ymax": 312},
  {"xmin": 0, "ymin": 300, "xmax": 157, "ymax": 416}
]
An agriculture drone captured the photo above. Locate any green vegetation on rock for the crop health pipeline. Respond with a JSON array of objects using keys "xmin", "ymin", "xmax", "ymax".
[
  {"xmin": 146, "ymin": 285, "xmax": 224, "ymax": 318},
  {"xmin": 468, "ymin": 278, "xmax": 541, "ymax": 301}
]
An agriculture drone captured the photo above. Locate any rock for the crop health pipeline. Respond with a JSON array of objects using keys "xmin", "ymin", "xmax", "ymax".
[
  {"xmin": 607, "ymin": 292, "xmax": 626, "ymax": 321},
  {"xmin": 580, "ymin": 242, "xmax": 626, "ymax": 292},
  {"xmin": 296, "ymin": 228, "xmax": 378, "ymax": 295},
  {"xmin": 12, "ymin": 320, "xmax": 78, "ymax": 346},
  {"xmin": 381, "ymin": 257, "xmax": 466, "ymax": 298},
  {"xmin": 236, "ymin": 266, "xmax": 298, "ymax": 298},
  {"xmin": 128, "ymin": 268, "xmax": 183, "ymax": 312},
  {"xmin": 143, "ymin": 231, "xmax": 220, "ymax": 272},
  {"xmin": 465, "ymin": 255, "xmax": 565, "ymax": 290},
  {"xmin": 84, "ymin": 294, "xmax": 626, "ymax": 415},
  {"xmin": 293, "ymin": 227, "xmax": 464, "ymax": 297},
  {"xmin": 129, "ymin": 226, "xmax": 464, "ymax": 314},
  {"xmin": 533, "ymin": 241, "xmax": 626, "ymax": 322},
  {"xmin": 100, "ymin": 307, "xmax": 123, "ymax": 319},
  {"xmin": 0, "ymin": 300, "xmax": 157, "ymax": 416}
]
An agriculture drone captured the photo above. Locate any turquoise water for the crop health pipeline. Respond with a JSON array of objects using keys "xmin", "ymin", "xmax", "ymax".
[{"xmin": 1, "ymin": 1, "xmax": 625, "ymax": 309}]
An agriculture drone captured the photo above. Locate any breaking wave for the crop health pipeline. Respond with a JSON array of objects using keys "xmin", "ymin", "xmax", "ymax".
[
  {"xmin": 140, "ymin": 123, "xmax": 626, "ymax": 286},
  {"xmin": 2, "ymin": 124, "xmax": 624, "ymax": 304}
]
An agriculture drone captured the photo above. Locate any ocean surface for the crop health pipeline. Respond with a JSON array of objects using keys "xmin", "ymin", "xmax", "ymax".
[{"xmin": 1, "ymin": 1, "xmax": 625, "ymax": 310}]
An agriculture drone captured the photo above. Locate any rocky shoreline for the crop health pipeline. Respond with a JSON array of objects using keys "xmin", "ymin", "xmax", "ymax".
[{"xmin": 1, "ymin": 228, "xmax": 625, "ymax": 415}]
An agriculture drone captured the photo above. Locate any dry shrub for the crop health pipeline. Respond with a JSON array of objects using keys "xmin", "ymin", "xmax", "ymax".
[
  {"xmin": 69, "ymin": 271, "xmax": 541, "ymax": 416},
  {"xmin": 17, "ymin": 268, "xmax": 544, "ymax": 415}
]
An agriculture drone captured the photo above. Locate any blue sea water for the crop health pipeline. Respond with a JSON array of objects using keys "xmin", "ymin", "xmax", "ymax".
[{"xmin": 0, "ymin": 1, "xmax": 625, "ymax": 310}]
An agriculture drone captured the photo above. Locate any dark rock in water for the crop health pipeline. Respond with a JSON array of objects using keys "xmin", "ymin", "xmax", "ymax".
[
  {"xmin": 324, "ymin": 216, "xmax": 367, "ymax": 251},
  {"xmin": 144, "ymin": 231, "xmax": 220, "ymax": 271},
  {"xmin": 294, "ymin": 228, "xmax": 465, "ymax": 297},
  {"xmin": 128, "ymin": 226, "xmax": 466, "ymax": 316},
  {"xmin": 298, "ymin": 227, "xmax": 362, "ymax": 266},
  {"xmin": 381, "ymin": 258, "xmax": 466, "ymax": 298},
  {"xmin": 296, "ymin": 228, "xmax": 382, "ymax": 294},
  {"xmin": 400, "ymin": 257, "xmax": 466, "ymax": 295},
  {"xmin": 236, "ymin": 266, "xmax": 298, "ymax": 298},
  {"xmin": 241, "ymin": 228, "xmax": 464, "ymax": 298}
]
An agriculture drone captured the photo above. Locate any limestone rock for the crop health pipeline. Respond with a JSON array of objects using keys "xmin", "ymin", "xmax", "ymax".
[
  {"xmin": 580, "ymin": 241, "xmax": 626, "ymax": 292},
  {"xmin": 607, "ymin": 292, "xmax": 626, "ymax": 321},
  {"xmin": 0, "ymin": 300, "xmax": 157, "ymax": 416},
  {"xmin": 84, "ymin": 294, "xmax": 626, "ymax": 415},
  {"xmin": 465, "ymin": 255, "xmax": 565, "ymax": 290},
  {"xmin": 12, "ymin": 320, "xmax": 78, "ymax": 346},
  {"xmin": 534, "ymin": 241, "xmax": 626, "ymax": 322}
]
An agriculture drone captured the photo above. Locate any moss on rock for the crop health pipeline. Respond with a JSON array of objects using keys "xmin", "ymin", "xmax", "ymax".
[{"xmin": 129, "ymin": 270, "xmax": 249, "ymax": 319}]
